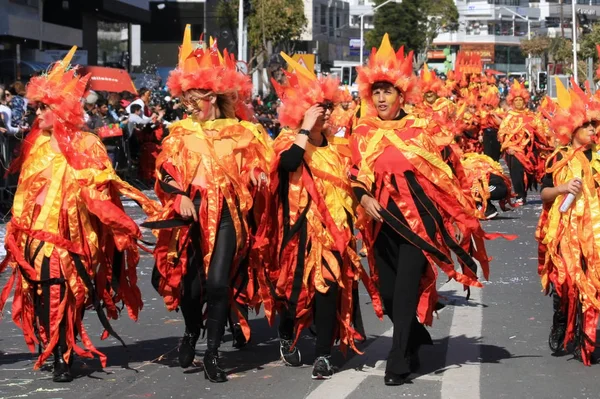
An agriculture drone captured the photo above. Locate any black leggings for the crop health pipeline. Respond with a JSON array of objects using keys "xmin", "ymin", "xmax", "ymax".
[
  {"xmin": 483, "ymin": 128, "xmax": 501, "ymax": 162},
  {"xmin": 506, "ymin": 153, "xmax": 527, "ymax": 199},
  {"xmin": 489, "ymin": 173, "xmax": 508, "ymax": 201},
  {"xmin": 374, "ymin": 200, "xmax": 435, "ymax": 376},
  {"xmin": 279, "ymin": 256, "xmax": 341, "ymax": 358},
  {"xmin": 180, "ymin": 204, "xmax": 237, "ymax": 352}
]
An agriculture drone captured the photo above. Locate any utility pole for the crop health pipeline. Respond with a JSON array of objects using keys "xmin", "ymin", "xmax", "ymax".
[{"xmin": 560, "ymin": 0, "xmax": 564, "ymax": 38}]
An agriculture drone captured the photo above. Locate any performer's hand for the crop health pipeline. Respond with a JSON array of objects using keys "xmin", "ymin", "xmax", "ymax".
[
  {"xmin": 506, "ymin": 149, "xmax": 515, "ymax": 155},
  {"xmin": 559, "ymin": 178, "xmax": 583, "ymax": 196},
  {"xmin": 300, "ymin": 104, "xmax": 324, "ymax": 132},
  {"xmin": 178, "ymin": 196, "xmax": 198, "ymax": 221},
  {"xmin": 361, "ymin": 195, "xmax": 383, "ymax": 223},
  {"xmin": 453, "ymin": 222, "xmax": 463, "ymax": 243},
  {"xmin": 250, "ymin": 169, "xmax": 268, "ymax": 190},
  {"xmin": 0, "ymin": 127, "xmax": 6, "ymax": 134}
]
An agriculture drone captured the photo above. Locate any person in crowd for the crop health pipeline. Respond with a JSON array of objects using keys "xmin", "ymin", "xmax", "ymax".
[
  {"xmin": 537, "ymin": 79, "xmax": 600, "ymax": 366},
  {"xmin": 0, "ymin": 47, "xmax": 159, "ymax": 383},
  {"xmin": 126, "ymin": 87, "xmax": 152, "ymax": 121},
  {"xmin": 0, "ymin": 87, "xmax": 21, "ymax": 135},
  {"xmin": 143, "ymin": 26, "xmax": 273, "ymax": 383},
  {"xmin": 498, "ymin": 81, "xmax": 550, "ymax": 206},
  {"xmin": 350, "ymin": 34, "xmax": 505, "ymax": 386},
  {"xmin": 8, "ymin": 81, "xmax": 28, "ymax": 131}
]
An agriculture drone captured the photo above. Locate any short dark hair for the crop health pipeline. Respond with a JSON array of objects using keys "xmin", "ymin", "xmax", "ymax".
[
  {"xmin": 371, "ymin": 81, "xmax": 399, "ymax": 93},
  {"xmin": 130, "ymin": 104, "xmax": 143, "ymax": 114},
  {"xmin": 138, "ymin": 87, "xmax": 150, "ymax": 97},
  {"xmin": 96, "ymin": 99, "xmax": 108, "ymax": 108}
]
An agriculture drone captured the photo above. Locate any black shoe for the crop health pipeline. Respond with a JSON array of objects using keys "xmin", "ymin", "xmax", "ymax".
[
  {"xmin": 406, "ymin": 351, "xmax": 420, "ymax": 374},
  {"xmin": 179, "ymin": 330, "xmax": 199, "ymax": 368},
  {"xmin": 279, "ymin": 338, "xmax": 301, "ymax": 367},
  {"xmin": 312, "ymin": 356, "xmax": 334, "ymax": 380},
  {"xmin": 384, "ymin": 372, "xmax": 410, "ymax": 386},
  {"xmin": 231, "ymin": 323, "xmax": 249, "ymax": 349},
  {"xmin": 203, "ymin": 350, "xmax": 227, "ymax": 383},
  {"xmin": 484, "ymin": 203, "xmax": 498, "ymax": 220},
  {"xmin": 52, "ymin": 347, "xmax": 73, "ymax": 383},
  {"xmin": 548, "ymin": 322, "xmax": 566, "ymax": 354}
]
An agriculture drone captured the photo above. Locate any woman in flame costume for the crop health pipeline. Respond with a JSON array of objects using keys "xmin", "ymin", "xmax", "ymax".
[
  {"xmin": 145, "ymin": 26, "xmax": 273, "ymax": 383},
  {"xmin": 537, "ymin": 79, "xmax": 600, "ymax": 366},
  {"xmin": 268, "ymin": 53, "xmax": 379, "ymax": 379},
  {"xmin": 350, "ymin": 34, "xmax": 509, "ymax": 386},
  {"xmin": 0, "ymin": 47, "xmax": 159, "ymax": 382},
  {"xmin": 478, "ymin": 85, "xmax": 504, "ymax": 162},
  {"xmin": 498, "ymin": 80, "xmax": 550, "ymax": 206}
]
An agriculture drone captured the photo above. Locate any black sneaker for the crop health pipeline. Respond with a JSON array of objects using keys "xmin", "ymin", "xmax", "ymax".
[
  {"xmin": 485, "ymin": 203, "xmax": 498, "ymax": 220},
  {"xmin": 279, "ymin": 338, "xmax": 301, "ymax": 366},
  {"xmin": 312, "ymin": 356, "xmax": 334, "ymax": 380}
]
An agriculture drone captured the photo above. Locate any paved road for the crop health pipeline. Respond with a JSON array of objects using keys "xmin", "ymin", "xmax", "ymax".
[{"xmin": 0, "ymin": 193, "xmax": 599, "ymax": 399}]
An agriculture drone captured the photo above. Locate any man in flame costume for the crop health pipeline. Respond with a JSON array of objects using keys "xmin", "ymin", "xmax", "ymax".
[
  {"xmin": 478, "ymin": 85, "xmax": 504, "ymax": 162},
  {"xmin": 498, "ymin": 81, "xmax": 550, "ymax": 206},
  {"xmin": 350, "ymin": 34, "xmax": 511, "ymax": 386},
  {"xmin": 537, "ymin": 78, "xmax": 600, "ymax": 366},
  {"xmin": 268, "ymin": 53, "xmax": 380, "ymax": 380},
  {"xmin": 412, "ymin": 64, "xmax": 452, "ymax": 121},
  {"xmin": 145, "ymin": 26, "xmax": 273, "ymax": 383},
  {"xmin": 0, "ymin": 47, "xmax": 159, "ymax": 382}
]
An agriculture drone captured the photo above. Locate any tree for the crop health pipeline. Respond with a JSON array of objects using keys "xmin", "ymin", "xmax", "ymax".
[
  {"xmin": 216, "ymin": 0, "xmax": 306, "ymax": 74},
  {"xmin": 520, "ymin": 35, "xmax": 551, "ymax": 70},
  {"xmin": 578, "ymin": 22, "xmax": 600, "ymax": 61},
  {"xmin": 366, "ymin": 0, "xmax": 458, "ymax": 65}
]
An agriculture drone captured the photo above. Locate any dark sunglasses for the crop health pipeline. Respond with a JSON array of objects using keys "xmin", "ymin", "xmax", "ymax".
[
  {"xmin": 319, "ymin": 101, "xmax": 334, "ymax": 111},
  {"xmin": 34, "ymin": 102, "xmax": 48, "ymax": 111}
]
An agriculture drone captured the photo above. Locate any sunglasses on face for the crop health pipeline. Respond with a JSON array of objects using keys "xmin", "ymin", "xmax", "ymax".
[{"xmin": 34, "ymin": 102, "xmax": 48, "ymax": 111}]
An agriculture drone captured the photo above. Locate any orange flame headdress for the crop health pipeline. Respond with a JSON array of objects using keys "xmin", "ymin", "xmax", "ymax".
[
  {"xmin": 506, "ymin": 80, "xmax": 530, "ymax": 104},
  {"xmin": 271, "ymin": 52, "xmax": 340, "ymax": 130},
  {"xmin": 549, "ymin": 77, "xmax": 589, "ymax": 146},
  {"xmin": 13, "ymin": 46, "xmax": 106, "ymax": 172},
  {"xmin": 167, "ymin": 25, "xmax": 251, "ymax": 102},
  {"xmin": 419, "ymin": 64, "xmax": 445, "ymax": 97},
  {"xmin": 455, "ymin": 52, "xmax": 483, "ymax": 77},
  {"xmin": 356, "ymin": 33, "xmax": 420, "ymax": 114},
  {"xmin": 26, "ymin": 46, "xmax": 90, "ymax": 124},
  {"xmin": 480, "ymin": 86, "xmax": 500, "ymax": 108}
]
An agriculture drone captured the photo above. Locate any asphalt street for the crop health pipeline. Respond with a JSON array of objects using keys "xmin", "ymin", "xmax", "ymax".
[{"xmin": 1, "ymin": 191, "xmax": 600, "ymax": 399}]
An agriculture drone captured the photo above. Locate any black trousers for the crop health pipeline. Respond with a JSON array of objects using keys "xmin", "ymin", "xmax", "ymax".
[
  {"xmin": 488, "ymin": 173, "xmax": 508, "ymax": 201},
  {"xmin": 483, "ymin": 128, "xmax": 501, "ymax": 162},
  {"xmin": 505, "ymin": 154, "xmax": 526, "ymax": 199},
  {"xmin": 374, "ymin": 200, "xmax": 435, "ymax": 376},
  {"xmin": 279, "ymin": 257, "xmax": 341, "ymax": 358},
  {"xmin": 180, "ymin": 204, "xmax": 237, "ymax": 352}
]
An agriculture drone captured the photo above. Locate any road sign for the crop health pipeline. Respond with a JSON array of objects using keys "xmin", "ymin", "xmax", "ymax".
[{"xmin": 288, "ymin": 54, "xmax": 315, "ymax": 74}]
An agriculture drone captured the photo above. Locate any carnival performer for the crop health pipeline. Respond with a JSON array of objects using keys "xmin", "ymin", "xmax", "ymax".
[
  {"xmin": 144, "ymin": 26, "xmax": 273, "ymax": 383},
  {"xmin": 268, "ymin": 53, "xmax": 379, "ymax": 379},
  {"xmin": 537, "ymin": 79, "xmax": 600, "ymax": 366},
  {"xmin": 461, "ymin": 153, "xmax": 513, "ymax": 220},
  {"xmin": 479, "ymin": 85, "xmax": 504, "ymax": 161},
  {"xmin": 350, "ymin": 34, "xmax": 508, "ymax": 386},
  {"xmin": 0, "ymin": 47, "xmax": 159, "ymax": 382},
  {"xmin": 498, "ymin": 80, "xmax": 550, "ymax": 206},
  {"xmin": 456, "ymin": 92, "xmax": 482, "ymax": 154},
  {"xmin": 412, "ymin": 64, "xmax": 450, "ymax": 120}
]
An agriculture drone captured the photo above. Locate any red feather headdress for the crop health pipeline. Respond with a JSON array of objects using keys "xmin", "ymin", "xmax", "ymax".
[
  {"xmin": 272, "ymin": 52, "xmax": 340, "ymax": 130},
  {"xmin": 167, "ymin": 25, "xmax": 252, "ymax": 108},
  {"xmin": 419, "ymin": 64, "xmax": 445, "ymax": 96},
  {"xmin": 506, "ymin": 80, "xmax": 530, "ymax": 104}
]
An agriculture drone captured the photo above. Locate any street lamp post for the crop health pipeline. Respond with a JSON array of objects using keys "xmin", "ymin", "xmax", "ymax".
[
  {"xmin": 496, "ymin": 7, "xmax": 532, "ymax": 90},
  {"xmin": 359, "ymin": 0, "xmax": 402, "ymax": 65},
  {"xmin": 572, "ymin": 0, "xmax": 578, "ymax": 83},
  {"xmin": 238, "ymin": 0, "xmax": 244, "ymax": 61}
]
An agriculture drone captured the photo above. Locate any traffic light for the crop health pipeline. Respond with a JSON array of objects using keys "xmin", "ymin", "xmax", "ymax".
[{"xmin": 537, "ymin": 71, "xmax": 547, "ymax": 91}]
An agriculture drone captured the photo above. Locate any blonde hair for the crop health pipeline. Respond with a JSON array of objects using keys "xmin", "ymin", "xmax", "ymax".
[{"xmin": 182, "ymin": 89, "xmax": 237, "ymax": 119}]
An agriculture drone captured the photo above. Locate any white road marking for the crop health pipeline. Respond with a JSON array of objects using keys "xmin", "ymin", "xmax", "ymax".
[
  {"xmin": 440, "ymin": 278, "xmax": 483, "ymax": 399},
  {"xmin": 306, "ymin": 273, "xmax": 485, "ymax": 399}
]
